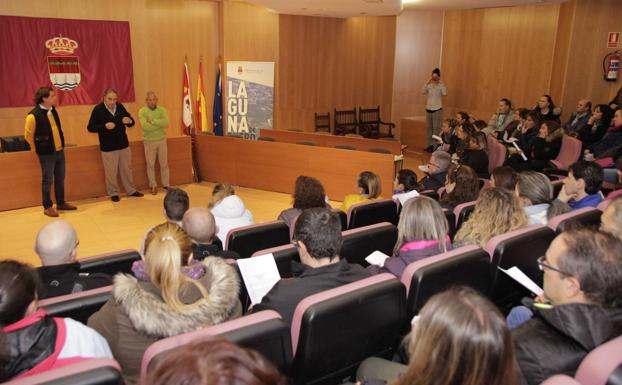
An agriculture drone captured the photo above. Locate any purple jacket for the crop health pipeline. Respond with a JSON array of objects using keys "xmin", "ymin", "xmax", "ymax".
[{"xmin": 368, "ymin": 238, "xmax": 452, "ymax": 278}]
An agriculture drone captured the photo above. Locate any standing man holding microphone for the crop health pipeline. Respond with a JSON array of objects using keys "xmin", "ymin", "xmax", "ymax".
[
  {"xmin": 24, "ymin": 86, "xmax": 77, "ymax": 217},
  {"xmin": 422, "ymin": 68, "xmax": 447, "ymax": 151},
  {"xmin": 138, "ymin": 91, "xmax": 170, "ymax": 195},
  {"xmin": 87, "ymin": 88, "xmax": 143, "ymax": 202}
]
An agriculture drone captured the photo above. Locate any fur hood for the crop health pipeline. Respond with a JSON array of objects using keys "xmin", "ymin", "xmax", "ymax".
[
  {"xmin": 112, "ymin": 257, "xmax": 240, "ymax": 337},
  {"xmin": 546, "ymin": 127, "xmax": 564, "ymax": 142}
]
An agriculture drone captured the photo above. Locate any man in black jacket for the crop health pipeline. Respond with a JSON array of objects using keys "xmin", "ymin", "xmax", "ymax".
[
  {"xmin": 24, "ymin": 87, "xmax": 77, "ymax": 217},
  {"xmin": 35, "ymin": 220, "xmax": 111, "ymax": 299},
  {"xmin": 251, "ymin": 208, "xmax": 370, "ymax": 325},
  {"xmin": 416, "ymin": 150, "xmax": 451, "ymax": 192},
  {"xmin": 512, "ymin": 229, "xmax": 622, "ymax": 385},
  {"xmin": 87, "ymin": 88, "xmax": 143, "ymax": 202}
]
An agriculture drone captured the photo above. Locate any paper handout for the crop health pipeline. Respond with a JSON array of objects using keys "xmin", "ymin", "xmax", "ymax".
[
  {"xmin": 499, "ymin": 266, "xmax": 543, "ymax": 296},
  {"xmin": 365, "ymin": 250, "xmax": 391, "ymax": 267},
  {"xmin": 237, "ymin": 253, "xmax": 282, "ymax": 305}
]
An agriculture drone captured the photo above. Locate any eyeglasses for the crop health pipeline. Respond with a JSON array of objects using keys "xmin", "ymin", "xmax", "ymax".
[{"xmin": 537, "ymin": 256, "xmax": 571, "ymax": 276}]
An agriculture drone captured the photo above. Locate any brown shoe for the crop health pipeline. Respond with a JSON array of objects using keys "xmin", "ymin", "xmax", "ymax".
[
  {"xmin": 57, "ymin": 203, "xmax": 77, "ymax": 211},
  {"xmin": 44, "ymin": 207, "xmax": 59, "ymax": 217},
  {"xmin": 151, "ymin": 187, "xmax": 157, "ymax": 195}
]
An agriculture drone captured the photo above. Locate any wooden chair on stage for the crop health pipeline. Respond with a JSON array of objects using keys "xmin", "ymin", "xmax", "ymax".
[
  {"xmin": 358, "ymin": 106, "xmax": 395, "ymax": 139},
  {"xmin": 314, "ymin": 112, "xmax": 331, "ymax": 133},
  {"xmin": 334, "ymin": 108, "xmax": 358, "ymax": 136}
]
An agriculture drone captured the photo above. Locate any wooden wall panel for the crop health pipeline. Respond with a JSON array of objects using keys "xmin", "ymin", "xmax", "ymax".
[
  {"xmin": 391, "ymin": 10, "xmax": 444, "ymax": 138},
  {"xmin": 0, "ymin": 137, "xmax": 192, "ymax": 211},
  {"xmin": 440, "ymin": 4, "xmax": 560, "ymax": 121},
  {"xmin": 0, "ymin": 0, "xmax": 219, "ymax": 146},
  {"xmin": 277, "ymin": 15, "xmax": 397, "ymax": 132}
]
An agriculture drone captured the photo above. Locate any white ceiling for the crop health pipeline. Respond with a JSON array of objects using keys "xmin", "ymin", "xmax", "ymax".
[{"xmin": 246, "ymin": 0, "xmax": 567, "ymax": 18}]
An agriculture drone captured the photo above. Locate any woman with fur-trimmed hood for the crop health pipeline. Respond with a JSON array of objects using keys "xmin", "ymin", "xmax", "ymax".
[{"xmin": 88, "ymin": 222, "xmax": 242, "ymax": 385}]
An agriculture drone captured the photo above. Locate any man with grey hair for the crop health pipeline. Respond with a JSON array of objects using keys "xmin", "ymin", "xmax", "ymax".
[
  {"xmin": 182, "ymin": 207, "xmax": 239, "ymax": 260},
  {"xmin": 563, "ymin": 98, "xmax": 592, "ymax": 136},
  {"xmin": 36, "ymin": 220, "xmax": 111, "ymax": 299},
  {"xmin": 139, "ymin": 91, "xmax": 170, "ymax": 195},
  {"xmin": 417, "ymin": 150, "xmax": 451, "ymax": 191}
]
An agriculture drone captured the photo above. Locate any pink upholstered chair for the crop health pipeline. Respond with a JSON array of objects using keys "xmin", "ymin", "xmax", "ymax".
[{"xmin": 550, "ymin": 135, "xmax": 582, "ymax": 171}]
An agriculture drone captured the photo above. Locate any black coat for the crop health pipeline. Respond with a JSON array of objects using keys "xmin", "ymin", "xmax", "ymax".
[
  {"xmin": 87, "ymin": 102, "xmax": 135, "ymax": 152},
  {"xmin": 459, "ymin": 149, "xmax": 489, "ymax": 178},
  {"xmin": 513, "ymin": 303, "xmax": 622, "ymax": 385},
  {"xmin": 37, "ymin": 263, "xmax": 112, "ymax": 299}
]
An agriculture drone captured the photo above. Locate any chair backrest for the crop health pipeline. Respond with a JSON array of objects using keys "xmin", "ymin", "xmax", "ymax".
[
  {"xmin": 547, "ymin": 207, "xmax": 602, "ymax": 233},
  {"xmin": 226, "ymin": 220, "xmax": 290, "ymax": 259},
  {"xmin": 334, "ymin": 209, "xmax": 348, "ymax": 231},
  {"xmin": 358, "ymin": 106, "xmax": 380, "ymax": 125},
  {"xmin": 341, "ymin": 222, "xmax": 398, "ymax": 266},
  {"xmin": 139, "ymin": 311, "xmax": 292, "ymax": 384},
  {"xmin": 606, "ymin": 189, "xmax": 622, "ymax": 201},
  {"xmin": 5, "ymin": 359, "xmax": 122, "ymax": 385},
  {"xmin": 419, "ymin": 189, "xmax": 439, "ymax": 201},
  {"xmin": 575, "ymin": 335, "xmax": 622, "ymax": 385},
  {"xmin": 453, "ymin": 201, "xmax": 476, "ymax": 229},
  {"xmin": 540, "ymin": 375, "xmax": 583, "ymax": 385},
  {"xmin": 347, "ymin": 199, "xmax": 398, "ymax": 229},
  {"xmin": 79, "ymin": 249, "xmax": 140, "ymax": 276},
  {"xmin": 38, "ymin": 285, "xmax": 113, "ymax": 324},
  {"xmin": 487, "ymin": 137, "xmax": 507, "ymax": 175},
  {"xmin": 290, "ymin": 273, "xmax": 406, "ymax": 385},
  {"xmin": 485, "ymin": 225, "xmax": 556, "ymax": 309},
  {"xmin": 314, "ymin": 112, "xmax": 331, "ymax": 132},
  {"xmin": 552, "ymin": 135, "xmax": 583, "ymax": 170},
  {"xmin": 334, "ymin": 108, "xmax": 358, "ymax": 125},
  {"xmin": 400, "ymin": 245, "xmax": 490, "ymax": 318}
]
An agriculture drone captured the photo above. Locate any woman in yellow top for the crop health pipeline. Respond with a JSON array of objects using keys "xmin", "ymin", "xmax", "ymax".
[{"xmin": 340, "ymin": 171, "xmax": 383, "ymax": 212}]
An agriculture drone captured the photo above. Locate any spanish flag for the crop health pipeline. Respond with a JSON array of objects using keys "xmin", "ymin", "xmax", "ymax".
[{"xmin": 196, "ymin": 59, "xmax": 209, "ymax": 133}]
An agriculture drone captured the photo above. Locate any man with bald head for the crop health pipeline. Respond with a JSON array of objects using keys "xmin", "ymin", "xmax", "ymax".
[
  {"xmin": 564, "ymin": 98, "xmax": 592, "ymax": 136},
  {"xmin": 182, "ymin": 207, "xmax": 239, "ymax": 260},
  {"xmin": 36, "ymin": 220, "xmax": 111, "ymax": 299},
  {"xmin": 139, "ymin": 91, "xmax": 170, "ymax": 195}
]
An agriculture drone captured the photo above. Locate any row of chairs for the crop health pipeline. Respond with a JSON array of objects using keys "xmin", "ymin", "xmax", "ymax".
[{"xmin": 314, "ymin": 106, "xmax": 395, "ymax": 138}]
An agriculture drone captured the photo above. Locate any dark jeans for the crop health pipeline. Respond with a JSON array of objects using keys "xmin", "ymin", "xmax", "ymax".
[{"xmin": 38, "ymin": 150, "xmax": 65, "ymax": 208}]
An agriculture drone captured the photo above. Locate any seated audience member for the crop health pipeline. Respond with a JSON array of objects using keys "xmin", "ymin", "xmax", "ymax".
[
  {"xmin": 455, "ymin": 111, "xmax": 470, "ymax": 126},
  {"xmin": 392, "ymin": 169, "xmax": 419, "ymax": 204},
  {"xmin": 556, "ymin": 160, "xmax": 604, "ymax": 210},
  {"xmin": 484, "ymin": 98, "xmax": 517, "ymax": 136},
  {"xmin": 603, "ymin": 155, "xmax": 622, "ymax": 186},
  {"xmin": 601, "ymin": 198, "xmax": 622, "ymax": 239},
  {"xmin": 416, "ymin": 151, "xmax": 451, "ymax": 192},
  {"xmin": 209, "ymin": 183, "xmax": 254, "ymax": 244},
  {"xmin": 182, "ymin": 207, "xmax": 240, "ymax": 260},
  {"xmin": 278, "ymin": 175, "xmax": 329, "ymax": 228},
  {"xmin": 459, "ymin": 131, "xmax": 489, "ymax": 178},
  {"xmin": 88, "ymin": 223, "xmax": 242, "ymax": 385},
  {"xmin": 502, "ymin": 108, "xmax": 527, "ymax": 140},
  {"xmin": 35, "ymin": 220, "xmax": 111, "ymax": 299},
  {"xmin": 491, "ymin": 166, "xmax": 517, "ymax": 191},
  {"xmin": 146, "ymin": 338, "xmax": 287, "ymax": 385},
  {"xmin": 340, "ymin": 171, "xmax": 382, "ymax": 212},
  {"xmin": 563, "ymin": 99, "xmax": 592, "ymax": 136},
  {"xmin": 252, "ymin": 208, "xmax": 370, "ymax": 325},
  {"xmin": 589, "ymin": 108, "xmax": 622, "ymax": 158},
  {"xmin": 439, "ymin": 164, "xmax": 480, "ymax": 211},
  {"xmin": 454, "ymin": 121, "xmax": 475, "ymax": 157},
  {"xmin": 533, "ymin": 94, "xmax": 561, "ymax": 123},
  {"xmin": 473, "ymin": 119, "xmax": 487, "ymax": 133},
  {"xmin": 164, "ymin": 187, "xmax": 190, "ymax": 226},
  {"xmin": 368, "ymin": 196, "xmax": 451, "ymax": 278},
  {"xmin": 436, "ymin": 118, "xmax": 458, "ymax": 153},
  {"xmin": 609, "ymin": 85, "xmax": 622, "ymax": 110},
  {"xmin": 577, "ymin": 104, "xmax": 613, "ymax": 146},
  {"xmin": 515, "ymin": 171, "xmax": 568, "ymax": 224},
  {"xmin": 357, "ymin": 288, "xmax": 520, "ymax": 385},
  {"xmin": 454, "ymin": 187, "xmax": 528, "ymax": 248},
  {"xmin": 0, "ymin": 261, "xmax": 112, "ymax": 382},
  {"xmin": 512, "ymin": 229, "xmax": 622, "ymax": 385},
  {"xmin": 527, "ymin": 120, "xmax": 564, "ymax": 172},
  {"xmin": 505, "ymin": 111, "xmax": 540, "ymax": 170}
]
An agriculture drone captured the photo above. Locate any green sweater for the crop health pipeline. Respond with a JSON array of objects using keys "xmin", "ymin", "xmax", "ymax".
[{"xmin": 138, "ymin": 106, "xmax": 169, "ymax": 141}]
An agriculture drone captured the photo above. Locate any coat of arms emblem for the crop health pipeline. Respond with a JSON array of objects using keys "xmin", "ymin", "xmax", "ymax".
[{"xmin": 45, "ymin": 35, "xmax": 80, "ymax": 91}]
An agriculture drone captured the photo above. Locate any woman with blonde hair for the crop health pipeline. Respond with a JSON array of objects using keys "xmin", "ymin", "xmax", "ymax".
[
  {"xmin": 340, "ymin": 171, "xmax": 382, "ymax": 212},
  {"xmin": 358, "ymin": 287, "xmax": 520, "ymax": 385},
  {"xmin": 454, "ymin": 187, "xmax": 528, "ymax": 248},
  {"xmin": 369, "ymin": 196, "xmax": 451, "ymax": 278},
  {"xmin": 209, "ymin": 183, "xmax": 254, "ymax": 243},
  {"xmin": 88, "ymin": 223, "xmax": 242, "ymax": 385}
]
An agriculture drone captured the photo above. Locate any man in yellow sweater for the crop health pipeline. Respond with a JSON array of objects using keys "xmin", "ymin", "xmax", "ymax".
[
  {"xmin": 24, "ymin": 87, "xmax": 77, "ymax": 217},
  {"xmin": 138, "ymin": 91, "xmax": 170, "ymax": 195}
]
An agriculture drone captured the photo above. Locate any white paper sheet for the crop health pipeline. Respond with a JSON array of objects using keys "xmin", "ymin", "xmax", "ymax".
[
  {"xmin": 237, "ymin": 253, "xmax": 282, "ymax": 305},
  {"xmin": 365, "ymin": 250, "xmax": 391, "ymax": 267},
  {"xmin": 499, "ymin": 266, "xmax": 543, "ymax": 296},
  {"xmin": 393, "ymin": 190, "xmax": 420, "ymax": 206}
]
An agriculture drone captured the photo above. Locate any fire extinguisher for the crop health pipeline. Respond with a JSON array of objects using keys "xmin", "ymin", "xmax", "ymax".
[{"xmin": 603, "ymin": 51, "xmax": 620, "ymax": 82}]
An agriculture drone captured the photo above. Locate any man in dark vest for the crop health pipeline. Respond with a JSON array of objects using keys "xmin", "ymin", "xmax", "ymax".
[{"xmin": 24, "ymin": 87, "xmax": 77, "ymax": 217}]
